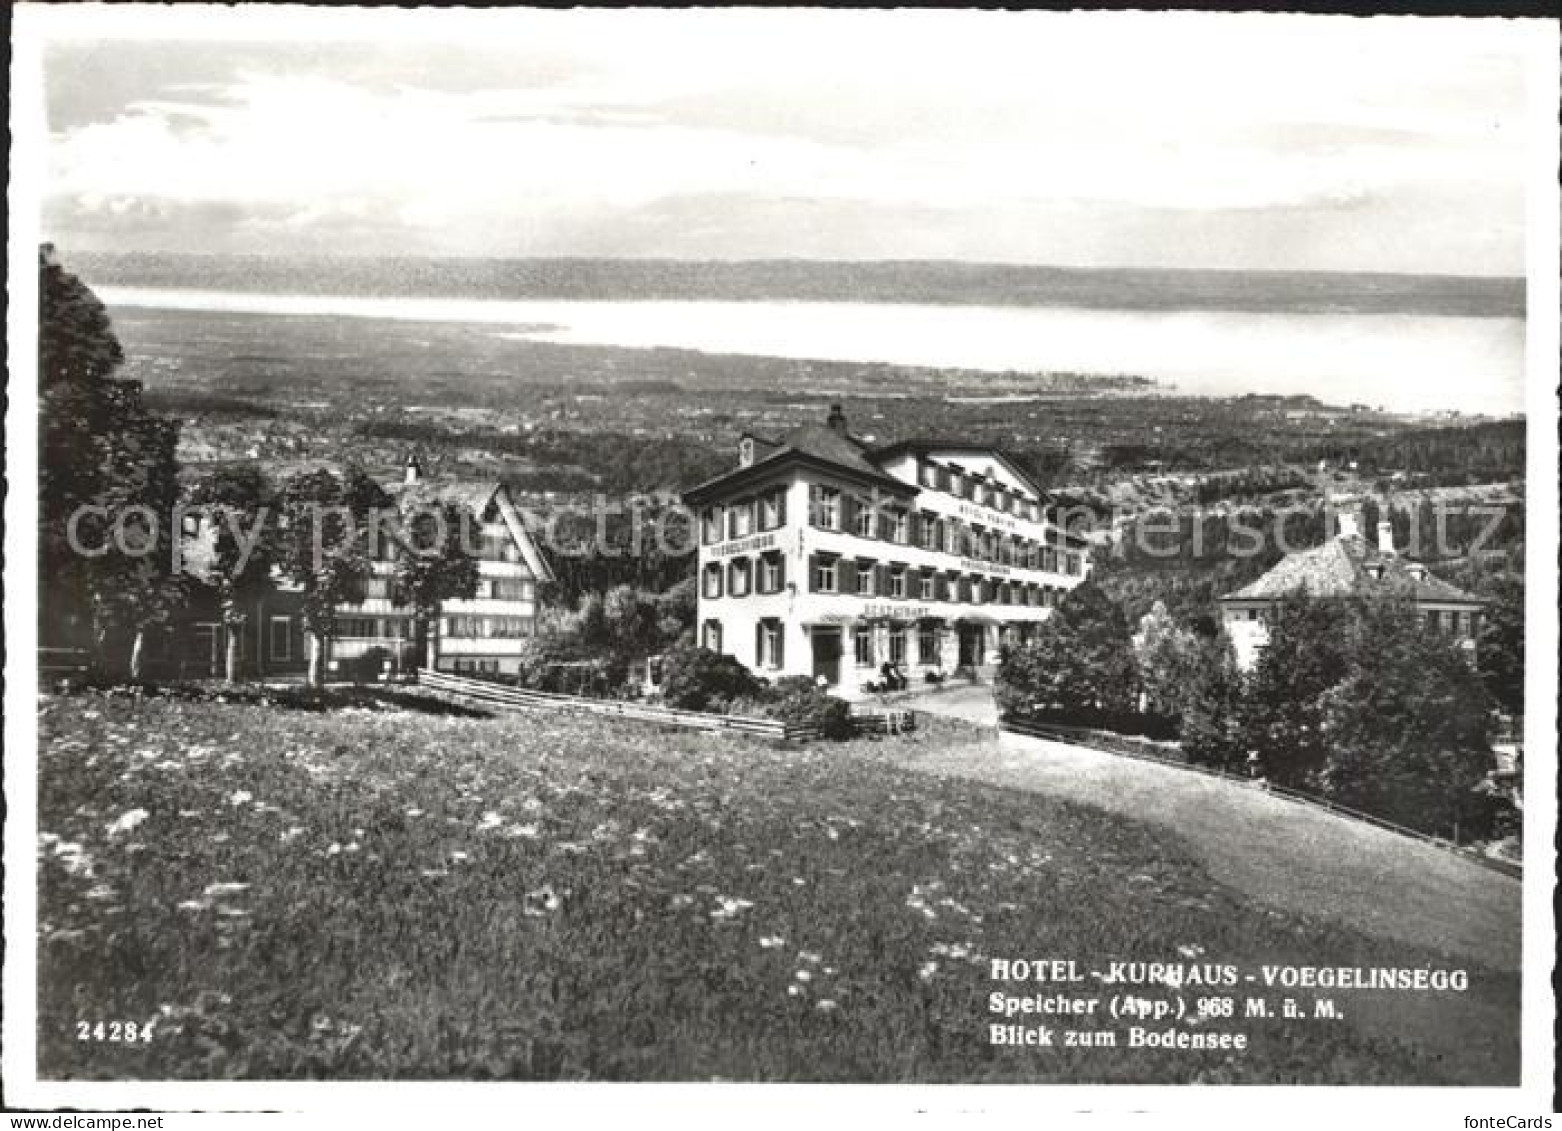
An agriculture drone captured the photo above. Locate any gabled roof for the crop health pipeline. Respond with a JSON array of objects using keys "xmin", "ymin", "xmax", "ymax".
[
  {"xmin": 1221, "ymin": 534, "xmax": 1484, "ymax": 606},
  {"xmin": 386, "ymin": 478, "xmax": 499, "ymax": 517},
  {"xmin": 683, "ymin": 423, "xmax": 914, "ymax": 504},
  {"xmin": 870, "ymin": 438, "xmax": 1046, "ymax": 499}
]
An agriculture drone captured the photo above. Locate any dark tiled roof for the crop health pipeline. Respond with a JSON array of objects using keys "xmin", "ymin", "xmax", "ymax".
[
  {"xmin": 387, "ymin": 479, "xmax": 498, "ymax": 517},
  {"xmin": 1225, "ymin": 537, "xmax": 1360, "ymax": 600},
  {"xmin": 769, "ymin": 423, "xmax": 885, "ymax": 479},
  {"xmin": 1223, "ymin": 534, "xmax": 1484, "ymax": 605},
  {"xmin": 683, "ymin": 424, "xmax": 912, "ymax": 502}
]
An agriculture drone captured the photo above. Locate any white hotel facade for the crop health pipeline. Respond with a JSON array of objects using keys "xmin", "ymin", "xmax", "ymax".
[{"xmin": 681, "ymin": 407, "xmax": 1089, "ymax": 694}]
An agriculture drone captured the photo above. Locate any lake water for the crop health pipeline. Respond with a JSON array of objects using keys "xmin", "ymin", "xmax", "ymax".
[{"xmin": 98, "ymin": 286, "xmax": 1525, "ymax": 416}]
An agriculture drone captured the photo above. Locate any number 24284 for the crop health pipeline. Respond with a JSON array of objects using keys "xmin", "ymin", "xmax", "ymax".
[{"xmin": 77, "ymin": 1020, "xmax": 154, "ymax": 1042}]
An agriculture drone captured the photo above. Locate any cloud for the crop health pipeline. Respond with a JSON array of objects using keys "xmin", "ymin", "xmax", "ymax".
[{"xmin": 36, "ymin": 10, "xmax": 1533, "ymax": 271}]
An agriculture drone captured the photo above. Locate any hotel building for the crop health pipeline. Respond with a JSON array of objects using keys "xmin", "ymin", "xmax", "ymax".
[{"xmin": 681, "ymin": 406, "xmax": 1089, "ymax": 694}]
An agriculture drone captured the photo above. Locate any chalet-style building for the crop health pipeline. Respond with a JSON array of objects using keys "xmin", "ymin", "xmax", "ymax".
[
  {"xmin": 1218, "ymin": 511, "xmax": 1485, "ymax": 670},
  {"xmin": 681, "ymin": 405, "xmax": 1089, "ymax": 694},
  {"xmin": 332, "ymin": 457, "xmax": 554, "ymax": 676},
  {"xmin": 174, "ymin": 457, "xmax": 552, "ymax": 679}
]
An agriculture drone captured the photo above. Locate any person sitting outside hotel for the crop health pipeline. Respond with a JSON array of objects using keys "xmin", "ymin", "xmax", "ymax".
[{"xmin": 880, "ymin": 660, "xmax": 907, "ymax": 692}]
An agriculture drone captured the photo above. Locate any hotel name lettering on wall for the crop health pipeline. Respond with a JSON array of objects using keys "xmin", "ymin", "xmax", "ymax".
[
  {"xmin": 711, "ymin": 532, "xmax": 779, "ymax": 557},
  {"xmin": 863, "ymin": 604, "xmax": 932, "ymax": 620},
  {"xmin": 960, "ymin": 558, "xmax": 1012, "ymax": 577},
  {"xmin": 956, "ymin": 502, "xmax": 1019, "ymax": 530}
]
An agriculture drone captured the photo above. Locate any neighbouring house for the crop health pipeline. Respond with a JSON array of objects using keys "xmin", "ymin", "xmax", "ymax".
[
  {"xmin": 331, "ymin": 455, "xmax": 554, "ymax": 677},
  {"xmin": 163, "ymin": 456, "xmax": 554, "ymax": 680},
  {"xmin": 1218, "ymin": 510, "xmax": 1485, "ymax": 671},
  {"xmin": 680, "ymin": 404, "xmax": 1090, "ymax": 696}
]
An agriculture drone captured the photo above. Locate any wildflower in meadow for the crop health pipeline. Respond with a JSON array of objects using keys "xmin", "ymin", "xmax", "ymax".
[{"xmin": 105, "ymin": 809, "xmax": 149, "ymax": 837}]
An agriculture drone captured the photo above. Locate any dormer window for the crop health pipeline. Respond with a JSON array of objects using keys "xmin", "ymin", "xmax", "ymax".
[{"xmin": 738, "ymin": 436, "xmax": 756, "ymax": 467}]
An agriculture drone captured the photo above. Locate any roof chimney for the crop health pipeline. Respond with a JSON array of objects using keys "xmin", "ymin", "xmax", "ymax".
[
  {"xmin": 1337, "ymin": 511, "xmax": 1360, "ymax": 541},
  {"xmin": 826, "ymin": 404, "xmax": 847, "ymax": 436},
  {"xmin": 1377, "ymin": 520, "xmax": 1395, "ymax": 556},
  {"xmin": 404, "ymin": 451, "xmax": 422, "ymax": 485}
]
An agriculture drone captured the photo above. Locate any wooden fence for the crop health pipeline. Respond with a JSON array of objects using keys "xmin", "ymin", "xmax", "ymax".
[
  {"xmin": 39, "ymin": 647, "xmax": 91, "ymax": 675},
  {"xmin": 1001, "ymin": 716, "xmax": 1522, "ymax": 880},
  {"xmin": 418, "ymin": 668, "xmax": 911, "ymax": 742}
]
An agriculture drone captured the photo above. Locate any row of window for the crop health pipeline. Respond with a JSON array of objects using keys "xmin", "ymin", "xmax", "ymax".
[
  {"xmin": 359, "ymin": 576, "xmax": 535, "ymax": 602},
  {"xmin": 700, "ymin": 488, "xmax": 789, "ymax": 544},
  {"xmin": 451, "ymin": 658, "xmax": 502, "ymax": 674},
  {"xmin": 443, "ymin": 615, "xmax": 536, "ymax": 639},
  {"xmin": 699, "ymin": 551, "xmax": 1076, "ymax": 607},
  {"xmin": 916, "ymin": 459, "xmax": 1041, "ymax": 519},
  {"xmin": 805, "ymin": 554, "xmax": 1070, "ymax": 608},
  {"xmin": 699, "ymin": 620, "xmax": 1006, "ymax": 671},
  {"xmin": 804, "ymin": 485, "xmax": 1081, "ymax": 574},
  {"xmin": 1234, "ymin": 605, "xmax": 1478, "ymax": 637},
  {"xmin": 702, "ymin": 554, "xmax": 785, "ymax": 598},
  {"xmin": 336, "ymin": 615, "xmax": 412, "ymax": 640}
]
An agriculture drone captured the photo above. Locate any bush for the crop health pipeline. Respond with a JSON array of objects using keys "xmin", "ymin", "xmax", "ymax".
[
  {"xmin": 767, "ymin": 687, "xmax": 854, "ymax": 740},
  {"xmin": 770, "ymin": 675, "xmax": 821, "ymax": 698},
  {"xmin": 659, "ymin": 645, "xmax": 766, "ymax": 713}
]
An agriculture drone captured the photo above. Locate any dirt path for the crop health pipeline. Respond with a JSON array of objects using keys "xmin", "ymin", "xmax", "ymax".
[
  {"xmin": 893, "ymin": 727, "xmax": 1521, "ymax": 971},
  {"xmin": 883, "ymin": 725, "xmax": 1523, "ymax": 1084}
]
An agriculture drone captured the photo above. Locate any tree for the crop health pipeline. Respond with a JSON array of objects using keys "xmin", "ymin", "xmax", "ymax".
[
  {"xmin": 276, "ymin": 469, "xmax": 372, "ymax": 687},
  {"xmin": 995, "ymin": 581, "xmax": 1138, "ymax": 724},
  {"xmin": 187, "ymin": 466, "xmax": 283, "ymax": 683},
  {"xmin": 38, "ymin": 246, "xmax": 182, "ymax": 672},
  {"xmin": 393, "ymin": 500, "xmax": 480, "ymax": 669},
  {"xmin": 1317, "ymin": 592, "xmax": 1494, "ymax": 838},
  {"xmin": 653, "ymin": 576, "xmax": 698, "ymax": 647},
  {"xmin": 1179, "ymin": 634, "xmax": 1246, "ymax": 771},
  {"xmin": 1241, "ymin": 591, "xmax": 1355, "ymax": 789},
  {"xmin": 1132, "ymin": 601, "xmax": 1203, "ymax": 728},
  {"xmin": 1475, "ymin": 570, "xmax": 1524, "ymax": 718}
]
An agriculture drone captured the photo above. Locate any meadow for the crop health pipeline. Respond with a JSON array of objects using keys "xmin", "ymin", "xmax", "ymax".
[{"xmin": 37, "ymin": 687, "xmax": 1517, "ymax": 1083}]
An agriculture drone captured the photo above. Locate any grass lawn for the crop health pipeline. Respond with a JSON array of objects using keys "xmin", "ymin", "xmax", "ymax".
[{"xmin": 36, "ymin": 686, "xmax": 1516, "ymax": 1082}]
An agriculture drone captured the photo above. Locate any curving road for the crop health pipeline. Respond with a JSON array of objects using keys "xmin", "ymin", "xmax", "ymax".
[
  {"xmin": 894, "ymin": 684, "xmax": 1521, "ymax": 972},
  {"xmin": 887, "ymin": 687, "xmax": 1524, "ymax": 1084}
]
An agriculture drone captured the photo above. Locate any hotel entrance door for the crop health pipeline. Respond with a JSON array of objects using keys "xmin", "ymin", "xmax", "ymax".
[
  {"xmin": 810, "ymin": 628, "xmax": 842, "ymax": 685},
  {"xmin": 958, "ymin": 624, "xmax": 984, "ymax": 668}
]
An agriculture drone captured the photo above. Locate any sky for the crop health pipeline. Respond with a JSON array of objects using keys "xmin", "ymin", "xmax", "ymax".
[{"xmin": 30, "ymin": 7, "xmax": 1540, "ymax": 273}]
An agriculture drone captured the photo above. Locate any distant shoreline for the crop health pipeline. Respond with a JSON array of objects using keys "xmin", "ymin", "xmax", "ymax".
[
  {"xmin": 71, "ymin": 251, "xmax": 1525, "ymax": 321},
  {"xmin": 97, "ymin": 285, "xmax": 1525, "ymax": 417}
]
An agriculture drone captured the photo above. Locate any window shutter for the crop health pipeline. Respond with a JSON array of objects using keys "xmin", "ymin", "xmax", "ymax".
[
  {"xmin": 840, "ymin": 557, "xmax": 858, "ymax": 593},
  {"xmin": 775, "ymin": 625, "xmax": 785, "ymax": 669},
  {"xmin": 775, "ymin": 489, "xmax": 787, "ymax": 528},
  {"xmin": 774, "ymin": 554, "xmax": 786, "ymax": 591},
  {"xmin": 808, "ymin": 554, "xmax": 820, "ymax": 593},
  {"xmin": 907, "ymin": 512, "xmax": 921, "ymax": 546},
  {"xmin": 842, "ymin": 493, "xmax": 858, "ymax": 533},
  {"xmin": 807, "ymin": 486, "xmax": 820, "ymax": 528},
  {"xmin": 876, "ymin": 563, "xmax": 890, "ymax": 595},
  {"xmin": 755, "ymin": 622, "xmax": 763, "ymax": 666}
]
